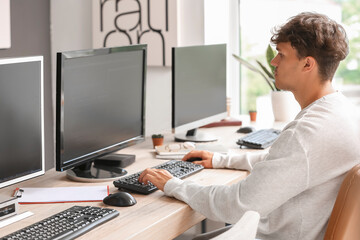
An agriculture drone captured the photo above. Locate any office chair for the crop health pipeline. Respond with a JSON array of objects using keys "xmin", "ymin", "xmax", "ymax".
[
  {"xmin": 210, "ymin": 211, "xmax": 260, "ymax": 240},
  {"xmin": 191, "ymin": 211, "xmax": 260, "ymax": 240},
  {"xmin": 324, "ymin": 163, "xmax": 360, "ymax": 240}
]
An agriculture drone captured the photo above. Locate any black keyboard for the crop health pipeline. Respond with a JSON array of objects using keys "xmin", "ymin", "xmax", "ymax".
[
  {"xmin": 1, "ymin": 206, "xmax": 119, "ymax": 240},
  {"xmin": 236, "ymin": 129, "xmax": 281, "ymax": 149},
  {"xmin": 113, "ymin": 160, "xmax": 204, "ymax": 194}
]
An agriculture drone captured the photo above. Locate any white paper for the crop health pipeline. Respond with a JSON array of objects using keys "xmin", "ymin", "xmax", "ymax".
[{"xmin": 18, "ymin": 186, "xmax": 109, "ymax": 204}]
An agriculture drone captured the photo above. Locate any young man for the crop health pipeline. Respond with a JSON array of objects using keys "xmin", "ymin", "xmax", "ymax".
[{"xmin": 139, "ymin": 12, "xmax": 360, "ymax": 239}]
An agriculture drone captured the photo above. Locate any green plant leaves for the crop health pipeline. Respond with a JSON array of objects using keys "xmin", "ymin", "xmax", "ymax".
[
  {"xmin": 233, "ymin": 53, "xmax": 277, "ymax": 91},
  {"xmin": 266, "ymin": 44, "xmax": 276, "ymax": 75},
  {"xmin": 256, "ymin": 60, "xmax": 274, "ymax": 79}
]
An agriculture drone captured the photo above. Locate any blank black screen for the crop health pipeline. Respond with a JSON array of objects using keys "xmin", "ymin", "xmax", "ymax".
[
  {"xmin": 173, "ymin": 44, "xmax": 227, "ymax": 127},
  {"xmin": 0, "ymin": 61, "xmax": 42, "ymax": 184},
  {"xmin": 60, "ymin": 50, "xmax": 144, "ymax": 166}
]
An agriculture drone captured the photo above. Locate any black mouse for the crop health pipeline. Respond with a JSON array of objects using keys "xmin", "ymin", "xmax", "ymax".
[
  {"xmin": 237, "ymin": 126, "xmax": 256, "ymax": 134},
  {"xmin": 103, "ymin": 192, "xmax": 137, "ymax": 207},
  {"xmin": 186, "ymin": 157, "xmax": 202, "ymax": 162}
]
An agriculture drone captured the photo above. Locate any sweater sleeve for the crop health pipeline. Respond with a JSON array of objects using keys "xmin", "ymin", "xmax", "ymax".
[
  {"xmin": 164, "ymin": 129, "xmax": 309, "ymax": 224},
  {"xmin": 212, "ymin": 151, "xmax": 268, "ymax": 171}
]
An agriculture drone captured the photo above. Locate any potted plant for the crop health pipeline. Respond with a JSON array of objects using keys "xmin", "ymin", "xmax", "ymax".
[
  {"xmin": 151, "ymin": 134, "xmax": 164, "ymax": 148},
  {"xmin": 248, "ymin": 100, "xmax": 257, "ymax": 122},
  {"xmin": 249, "ymin": 110, "xmax": 257, "ymax": 122},
  {"xmin": 233, "ymin": 45, "xmax": 300, "ymax": 121}
]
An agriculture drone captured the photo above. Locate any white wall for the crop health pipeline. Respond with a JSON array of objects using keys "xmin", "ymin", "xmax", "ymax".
[
  {"xmin": 145, "ymin": 66, "xmax": 172, "ymax": 135},
  {"xmin": 50, "ymin": 0, "xmax": 238, "ymax": 136},
  {"xmin": 177, "ymin": 0, "xmax": 204, "ymax": 46},
  {"xmin": 204, "ymin": 0, "xmax": 240, "ymax": 116},
  {"xmin": 50, "ymin": 0, "xmax": 92, "ymax": 127}
]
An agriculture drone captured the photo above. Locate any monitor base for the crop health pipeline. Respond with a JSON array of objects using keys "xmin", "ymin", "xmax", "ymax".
[
  {"xmin": 94, "ymin": 154, "xmax": 135, "ymax": 168},
  {"xmin": 174, "ymin": 132, "xmax": 218, "ymax": 142},
  {"xmin": 66, "ymin": 154, "xmax": 135, "ymax": 182}
]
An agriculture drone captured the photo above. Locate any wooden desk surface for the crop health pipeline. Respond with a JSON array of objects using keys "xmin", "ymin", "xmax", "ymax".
[{"xmin": 0, "ymin": 126, "xmax": 260, "ymax": 239}]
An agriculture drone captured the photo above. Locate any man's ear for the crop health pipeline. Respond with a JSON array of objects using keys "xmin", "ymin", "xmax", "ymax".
[{"xmin": 303, "ymin": 56, "xmax": 316, "ymax": 72}]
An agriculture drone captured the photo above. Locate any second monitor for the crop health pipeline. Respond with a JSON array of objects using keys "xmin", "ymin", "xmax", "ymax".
[
  {"xmin": 172, "ymin": 44, "xmax": 227, "ymax": 142},
  {"xmin": 56, "ymin": 45, "xmax": 146, "ymax": 182}
]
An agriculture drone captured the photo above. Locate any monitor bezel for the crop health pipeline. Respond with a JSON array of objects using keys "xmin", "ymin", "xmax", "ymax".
[
  {"xmin": 55, "ymin": 45, "xmax": 147, "ymax": 172},
  {"xmin": 0, "ymin": 56, "xmax": 45, "ymax": 189},
  {"xmin": 171, "ymin": 44, "xmax": 227, "ymax": 135}
]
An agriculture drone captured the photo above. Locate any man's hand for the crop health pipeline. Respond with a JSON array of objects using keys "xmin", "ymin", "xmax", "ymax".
[
  {"xmin": 138, "ymin": 168, "xmax": 174, "ymax": 191},
  {"xmin": 182, "ymin": 150, "xmax": 214, "ymax": 168}
]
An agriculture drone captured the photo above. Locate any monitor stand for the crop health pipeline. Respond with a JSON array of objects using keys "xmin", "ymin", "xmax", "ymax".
[
  {"xmin": 174, "ymin": 128, "xmax": 217, "ymax": 142},
  {"xmin": 66, "ymin": 154, "xmax": 135, "ymax": 182}
]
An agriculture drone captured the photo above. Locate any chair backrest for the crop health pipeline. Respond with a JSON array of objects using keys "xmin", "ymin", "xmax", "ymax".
[
  {"xmin": 211, "ymin": 211, "xmax": 260, "ymax": 240},
  {"xmin": 324, "ymin": 164, "xmax": 360, "ymax": 240}
]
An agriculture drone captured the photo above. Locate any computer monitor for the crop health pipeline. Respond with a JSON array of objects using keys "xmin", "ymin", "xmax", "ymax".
[
  {"xmin": 0, "ymin": 56, "xmax": 45, "ymax": 189},
  {"xmin": 172, "ymin": 44, "xmax": 227, "ymax": 142},
  {"xmin": 56, "ymin": 45, "xmax": 146, "ymax": 182}
]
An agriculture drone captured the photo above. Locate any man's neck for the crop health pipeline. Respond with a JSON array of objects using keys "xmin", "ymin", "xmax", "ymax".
[{"xmin": 294, "ymin": 81, "xmax": 335, "ymax": 109}]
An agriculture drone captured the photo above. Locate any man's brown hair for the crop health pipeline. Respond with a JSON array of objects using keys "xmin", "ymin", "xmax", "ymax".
[{"xmin": 271, "ymin": 12, "xmax": 349, "ymax": 81}]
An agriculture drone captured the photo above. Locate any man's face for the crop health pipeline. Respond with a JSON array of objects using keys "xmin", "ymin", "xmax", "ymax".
[{"xmin": 270, "ymin": 42, "xmax": 303, "ymax": 91}]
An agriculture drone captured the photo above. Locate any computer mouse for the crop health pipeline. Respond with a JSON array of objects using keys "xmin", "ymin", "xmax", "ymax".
[
  {"xmin": 237, "ymin": 126, "xmax": 256, "ymax": 134},
  {"xmin": 103, "ymin": 192, "xmax": 137, "ymax": 207},
  {"xmin": 186, "ymin": 157, "xmax": 202, "ymax": 162}
]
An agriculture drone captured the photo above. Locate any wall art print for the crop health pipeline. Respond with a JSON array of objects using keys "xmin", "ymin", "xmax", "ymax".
[
  {"xmin": 92, "ymin": 0, "xmax": 178, "ymax": 66},
  {"xmin": 0, "ymin": 0, "xmax": 11, "ymax": 49}
]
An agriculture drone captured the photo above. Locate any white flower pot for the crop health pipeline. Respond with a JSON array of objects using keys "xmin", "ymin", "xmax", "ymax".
[{"xmin": 271, "ymin": 91, "xmax": 301, "ymax": 122}]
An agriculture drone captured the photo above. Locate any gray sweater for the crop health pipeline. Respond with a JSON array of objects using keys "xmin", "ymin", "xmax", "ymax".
[{"xmin": 164, "ymin": 92, "xmax": 360, "ymax": 240}]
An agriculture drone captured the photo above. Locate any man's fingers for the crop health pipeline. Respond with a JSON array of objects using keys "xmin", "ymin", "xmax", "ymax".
[
  {"xmin": 138, "ymin": 168, "xmax": 153, "ymax": 183},
  {"xmin": 191, "ymin": 160, "xmax": 203, "ymax": 166},
  {"xmin": 138, "ymin": 168, "xmax": 169, "ymax": 184},
  {"xmin": 137, "ymin": 168, "xmax": 173, "ymax": 191},
  {"xmin": 141, "ymin": 174, "xmax": 154, "ymax": 185}
]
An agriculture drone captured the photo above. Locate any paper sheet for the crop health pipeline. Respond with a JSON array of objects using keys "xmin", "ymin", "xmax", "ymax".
[{"xmin": 16, "ymin": 186, "xmax": 109, "ymax": 204}]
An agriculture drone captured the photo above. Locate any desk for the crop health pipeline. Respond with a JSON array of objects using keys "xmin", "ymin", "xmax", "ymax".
[{"xmin": 0, "ymin": 126, "xmax": 266, "ymax": 239}]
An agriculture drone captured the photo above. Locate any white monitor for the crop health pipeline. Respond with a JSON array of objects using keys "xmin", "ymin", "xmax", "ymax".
[
  {"xmin": 172, "ymin": 44, "xmax": 227, "ymax": 142},
  {"xmin": 0, "ymin": 56, "xmax": 45, "ymax": 188}
]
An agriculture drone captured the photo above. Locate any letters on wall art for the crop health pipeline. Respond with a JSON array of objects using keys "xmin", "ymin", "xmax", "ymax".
[{"xmin": 92, "ymin": 0, "xmax": 178, "ymax": 66}]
